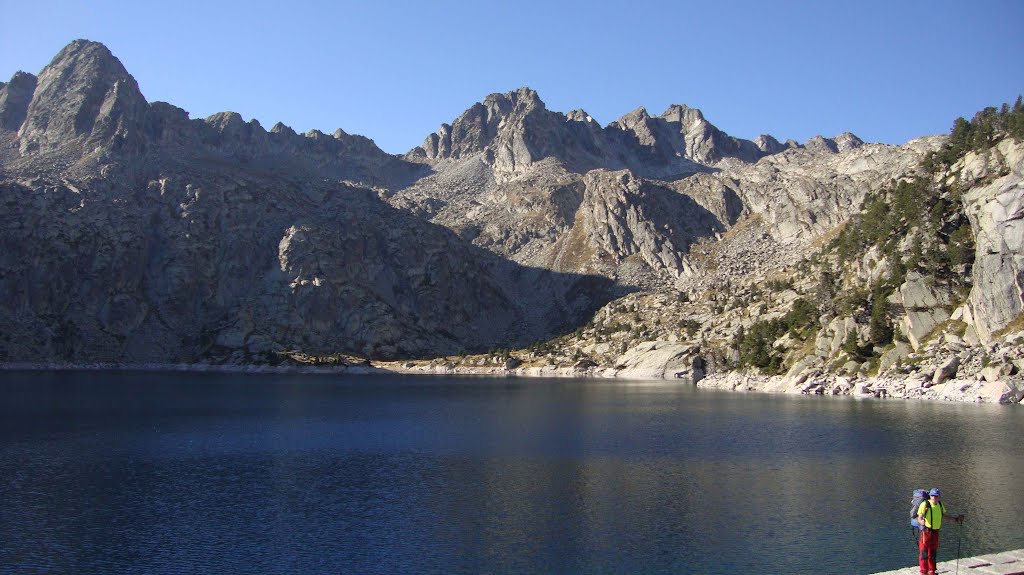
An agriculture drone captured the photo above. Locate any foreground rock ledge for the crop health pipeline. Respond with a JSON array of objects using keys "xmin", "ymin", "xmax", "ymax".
[{"xmin": 870, "ymin": 547, "xmax": 1024, "ymax": 575}]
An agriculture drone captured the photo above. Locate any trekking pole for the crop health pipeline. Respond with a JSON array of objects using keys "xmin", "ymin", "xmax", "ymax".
[{"xmin": 955, "ymin": 518, "xmax": 963, "ymax": 575}]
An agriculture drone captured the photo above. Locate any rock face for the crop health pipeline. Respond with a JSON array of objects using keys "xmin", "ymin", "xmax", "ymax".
[
  {"xmin": 961, "ymin": 139, "xmax": 1024, "ymax": 341},
  {"xmin": 0, "ymin": 168, "xmax": 612, "ymax": 363},
  {"xmin": 898, "ymin": 271, "xmax": 954, "ymax": 350}
]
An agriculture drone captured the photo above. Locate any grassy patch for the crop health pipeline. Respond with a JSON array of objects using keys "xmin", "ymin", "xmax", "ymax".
[{"xmin": 992, "ymin": 312, "xmax": 1024, "ymax": 339}]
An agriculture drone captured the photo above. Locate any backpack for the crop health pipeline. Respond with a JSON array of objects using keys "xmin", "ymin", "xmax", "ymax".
[{"xmin": 910, "ymin": 489, "xmax": 929, "ymax": 531}]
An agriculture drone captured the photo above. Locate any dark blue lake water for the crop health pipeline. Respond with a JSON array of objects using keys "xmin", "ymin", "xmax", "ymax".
[{"xmin": 1, "ymin": 371, "xmax": 1021, "ymax": 574}]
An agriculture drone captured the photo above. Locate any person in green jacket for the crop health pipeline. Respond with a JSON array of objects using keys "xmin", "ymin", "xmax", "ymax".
[{"xmin": 916, "ymin": 488, "xmax": 964, "ymax": 575}]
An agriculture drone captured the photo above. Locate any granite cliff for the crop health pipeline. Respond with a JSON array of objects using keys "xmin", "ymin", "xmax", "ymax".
[{"xmin": 2, "ymin": 41, "xmax": 1021, "ymax": 402}]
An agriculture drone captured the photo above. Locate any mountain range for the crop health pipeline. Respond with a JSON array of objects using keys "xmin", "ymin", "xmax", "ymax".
[{"xmin": 1, "ymin": 40, "xmax": 1021, "ymax": 402}]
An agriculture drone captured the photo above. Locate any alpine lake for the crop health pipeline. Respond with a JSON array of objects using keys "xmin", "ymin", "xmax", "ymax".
[{"xmin": 1, "ymin": 370, "xmax": 1022, "ymax": 574}]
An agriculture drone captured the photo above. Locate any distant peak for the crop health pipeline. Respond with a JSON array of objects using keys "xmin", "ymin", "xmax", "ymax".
[
  {"xmin": 660, "ymin": 104, "xmax": 705, "ymax": 125},
  {"xmin": 801, "ymin": 133, "xmax": 864, "ymax": 154},
  {"xmin": 483, "ymin": 86, "xmax": 545, "ymax": 110},
  {"xmin": 7, "ymin": 70, "xmax": 37, "ymax": 84},
  {"xmin": 0, "ymin": 71, "xmax": 38, "ymax": 131},
  {"xmin": 271, "ymin": 122, "xmax": 296, "ymax": 136},
  {"xmin": 803, "ymin": 135, "xmax": 839, "ymax": 153},
  {"xmin": 48, "ymin": 39, "xmax": 124, "ymax": 72},
  {"xmin": 205, "ymin": 111, "xmax": 245, "ymax": 128},
  {"xmin": 754, "ymin": 134, "xmax": 777, "ymax": 150},
  {"xmin": 514, "ymin": 86, "xmax": 539, "ymax": 100},
  {"xmin": 614, "ymin": 107, "xmax": 651, "ymax": 126},
  {"xmin": 57, "ymin": 39, "xmax": 109, "ymax": 55},
  {"xmin": 567, "ymin": 109, "xmax": 596, "ymax": 123},
  {"xmin": 833, "ymin": 132, "xmax": 864, "ymax": 151}
]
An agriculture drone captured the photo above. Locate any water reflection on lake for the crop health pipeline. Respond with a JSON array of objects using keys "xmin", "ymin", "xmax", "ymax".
[{"xmin": 1, "ymin": 371, "xmax": 1021, "ymax": 574}]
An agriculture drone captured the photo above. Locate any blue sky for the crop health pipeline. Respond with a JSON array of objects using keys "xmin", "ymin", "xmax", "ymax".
[{"xmin": 2, "ymin": 0, "xmax": 1022, "ymax": 154}]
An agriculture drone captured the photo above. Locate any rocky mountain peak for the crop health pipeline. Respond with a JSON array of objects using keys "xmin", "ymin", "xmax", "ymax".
[
  {"xmin": 833, "ymin": 132, "xmax": 865, "ymax": 152},
  {"xmin": 566, "ymin": 109, "xmax": 598, "ymax": 124},
  {"xmin": 615, "ymin": 106, "xmax": 652, "ymax": 126},
  {"xmin": 803, "ymin": 135, "xmax": 837, "ymax": 153},
  {"xmin": 205, "ymin": 111, "xmax": 247, "ymax": 131},
  {"xmin": 606, "ymin": 102, "xmax": 768, "ymax": 167},
  {"xmin": 484, "ymin": 86, "xmax": 544, "ymax": 110},
  {"xmin": 660, "ymin": 103, "xmax": 706, "ymax": 127},
  {"xmin": 0, "ymin": 71, "xmax": 38, "ymax": 132},
  {"xmin": 411, "ymin": 91, "xmax": 796, "ymax": 185},
  {"xmin": 412, "ymin": 87, "xmax": 554, "ymax": 162},
  {"xmin": 754, "ymin": 134, "xmax": 788, "ymax": 154},
  {"xmin": 608, "ymin": 106, "xmax": 676, "ymax": 163},
  {"xmin": 802, "ymin": 134, "xmax": 864, "ymax": 154},
  {"xmin": 17, "ymin": 39, "xmax": 148, "ymax": 156},
  {"xmin": 270, "ymin": 122, "xmax": 295, "ymax": 136}
]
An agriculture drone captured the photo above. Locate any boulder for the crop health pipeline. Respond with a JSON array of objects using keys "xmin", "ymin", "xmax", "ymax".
[
  {"xmin": 783, "ymin": 358, "xmax": 816, "ymax": 387},
  {"xmin": 818, "ymin": 316, "xmax": 862, "ymax": 356},
  {"xmin": 932, "ymin": 356, "xmax": 961, "ymax": 385},
  {"xmin": 841, "ymin": 360, "xmax": 861, "ymax": 374},
  {"xmin": 909, "ymin": 372, "xmax": 932, "ymax": 388},
  {"xmin": 932, "ymin": 378, "xmax": 1024, "ymax": 404},
  {"xmin": 614, "ymin": 341, "xmax": 704, "ymax": 382},
  {"xmin": 879, "ymin": 342, "xmax": 911, "ymax": 373},
  {"xmin": 979, "ymin": 362, "xmax": 1014, "ymax": 382}
]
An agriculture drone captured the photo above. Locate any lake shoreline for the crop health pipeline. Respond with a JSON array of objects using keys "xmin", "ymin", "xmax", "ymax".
[{"xmin": 3, "ymin": 360, "xmax": 1021, "ymax": 404}]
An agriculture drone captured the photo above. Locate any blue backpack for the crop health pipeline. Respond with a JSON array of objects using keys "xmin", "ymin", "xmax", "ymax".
[{"xmin": 910, "ymin": 489, "xmax": 929, "ymax": 531}]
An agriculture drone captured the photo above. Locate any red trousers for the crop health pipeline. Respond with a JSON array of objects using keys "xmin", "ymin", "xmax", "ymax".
[{"xmin": 919, "ymin": 528, "xmax": 940, "ymax": 574}]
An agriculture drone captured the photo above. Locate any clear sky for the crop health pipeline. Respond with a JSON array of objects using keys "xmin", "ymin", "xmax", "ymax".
[{"xmin": 2, "ymin": 0, "xmax": 1022, "ymax": 154}]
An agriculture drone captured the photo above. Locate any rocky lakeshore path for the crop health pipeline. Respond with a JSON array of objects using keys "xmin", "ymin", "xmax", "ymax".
[
  {"xmin": 871, "ymin": 548, "xmax": 1024, "ymax": 575},
  {"xmin": 375, "ymin": 361, "xmax": 1024, "ymax": 404}
]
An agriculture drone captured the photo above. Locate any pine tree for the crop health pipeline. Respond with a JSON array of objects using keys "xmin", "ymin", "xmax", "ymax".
[
  {"xmin": 869, "ymin": 296, "xmax": 893, "ymax": 346},
  {"xmin": 1010, "ymin": 96, "xmax": 1024, "ymax": 140},
  {"xmin": 948, "ymin": 117, "xmax": 973, "ymax": 155},
  {"xmin": 816, "ymin": 270, "xmax": 837, "ymax": 314}
]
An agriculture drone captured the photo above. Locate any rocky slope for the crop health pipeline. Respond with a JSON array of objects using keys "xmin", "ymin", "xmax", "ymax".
[{"xmin": 388, "ymin": 137, "xmax": 1024, "ymax": 403}]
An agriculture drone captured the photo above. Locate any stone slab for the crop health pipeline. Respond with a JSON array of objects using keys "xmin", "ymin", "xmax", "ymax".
[{"xmin": 870, "ymin": 548, "xmax": 1024, "ymax": 575}]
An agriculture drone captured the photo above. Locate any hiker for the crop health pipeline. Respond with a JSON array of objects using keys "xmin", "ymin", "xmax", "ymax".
[{"xmin": 917, "ymin": 488, "xmax": 964, "ymax": 575}]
